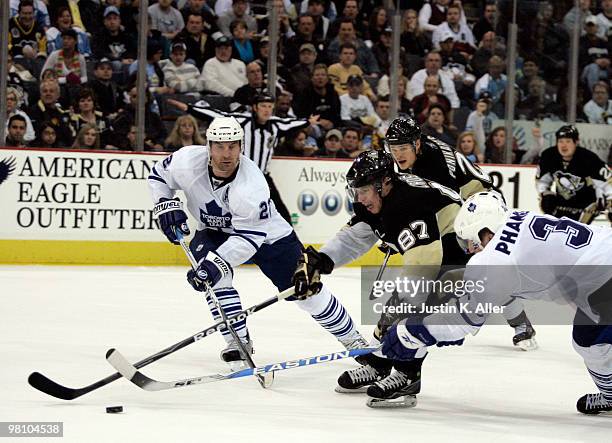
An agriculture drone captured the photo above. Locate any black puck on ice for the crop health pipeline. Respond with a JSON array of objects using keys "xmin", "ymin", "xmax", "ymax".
[{"xmin": 106, "ymin": 406, "xmax": 123, "ymax": 413}]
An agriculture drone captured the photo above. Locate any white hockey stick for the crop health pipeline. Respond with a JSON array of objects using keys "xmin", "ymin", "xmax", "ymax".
[{"xmin": 106, "ymin": 347, "xmax": 377, "ymax": 392}]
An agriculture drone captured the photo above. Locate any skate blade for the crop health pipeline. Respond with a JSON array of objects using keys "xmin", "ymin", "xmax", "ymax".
[
  {"xmin": 257, "ymin": 372, "xmax": 275, "ymax": 389},
  {"xmin": 335, "ymin": 385, "xmax": 369, "ymax": 394},
  {"xmin": 366, "ymin": 395, "xmax": 417, "ymax": 409},
  {"xmin": 228, "ymin": 360, "xmax": 248, "ymax": 372},
  {"xmin": 515, "ymin": 338, "xmax": 538, "ymax": 351}
]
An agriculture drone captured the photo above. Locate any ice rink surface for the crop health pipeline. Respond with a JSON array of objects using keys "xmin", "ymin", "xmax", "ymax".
[{"xmin": 2, "ymin": 265, "xmax": 610, "ymax": 443}]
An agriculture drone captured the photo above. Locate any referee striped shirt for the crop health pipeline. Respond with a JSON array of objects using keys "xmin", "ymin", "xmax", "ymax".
[{"xmin": 187, "ymin": 103, "xmax": 310, "ymax": 173}]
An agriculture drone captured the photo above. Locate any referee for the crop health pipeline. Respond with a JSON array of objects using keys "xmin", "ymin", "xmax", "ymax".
[{"xmin": 168, "ymin": 95, "xmax": 320, "ymax": 224}]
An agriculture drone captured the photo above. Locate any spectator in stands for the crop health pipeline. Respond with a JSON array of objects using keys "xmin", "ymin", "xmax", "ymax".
[
  {"xmin": 421, "ymin": 103, "xmax": 457, "ymax": 146},
  {"xmin": 485, "ymin": 126, "xmax": 521, "ymax": 164},
  {"xmin": 41, "ymin": 29, "xmax": 87, "ymax": 86},
  {"xmin": 581, "ymin": 49, "xmax": 610, "ymax": 93},
  {"xmin": 46, "ymin": 7, "xmax": 91, "ymax": 58},
  {"xmin": 6, "ymin": 87, "xmax": 35, "ymax": 143},
  {"xmin": 180, "ymin": 0, "xmax": 217, "ymax": 32},
  {"xmin": 474, "ymin": 55, "xmax": 507, "ymax": 112},
  {"xmin": 231, "ymin": 19, "xmax": 258, "ymax": 64},
  {"xmin": 113, "ymin": 86, "xmax": 167, "ymax": 151},
  {"xmin": 319, "ymin": 128, "xmax": 342, "ymax": 157},
  {"xmin": 8, "ymin": 0, "xmax": 47, "ymax": 77},
  {"xmin": 419, "ymin": 0, "xmax": 450, "ymax": 33},
  {"xmin": 9, "ymin": 0, "xmax": 50, "ymax": 30},
  {"xmin": 328, "ymin": 43, "xmax": 376, "ymax": 100},
  {"xmin": 71, "ymin": 123, "xmax": 100, "ymax": 149},
  {"xmin": 373, "ymin": 95, "xmax": 392, "ymax": 144},
  {"xmin": 129, "ymin": 40, "xmax": 174, "ymax": 97},
  {"xmin": 164, "ymin": 114, "xmax": 205, "ymax": 152},
  {"xmin": 175, "ymin": 12, "xmax": 216, "ymax": 70},
  {"xmin": 161, "ymin": 41, "xmax": 202, "ymax": 97},
  {"xmin": 307, "ymin": 0, "xmax": 330, "ymax": 41},
  {"xmin": 366, "ymin": 6, "xmax": 389, "ymax": 44},
  {"xmin": 218, "ymin": 0, "xmax": 257, "ymax": 37},
  {"xmin": 5, "ymin": 115, "xmax": 29, "ymax": 148},
  {"xmin": 533, "ymin": 2, "xmax": 569, "ymax": 84},
  {"xmin": 28, "ymin": 79, "xmax": 73, "ymax": 146},
  {"xmin": 337, "ymin": 127, "xmax": 364, "ymax": 158},
  {"xmin": 516, "ymin": 57, "xmax": 540, "ymax": 99},
  {"xmin": 286, "ymin": 43, "xmax": 318, "ymax": 94},
  {"xmin": 470, "ymin": 31, "xmax": 506, "ymax": 79},
  {"xmin": 375, "ymin": 70, "xmax": 414, "ymax": 116},
  {"xmin": 86, "ymin": 59, "xmax": 124, "ymax": 119},
  {"xmin": 284, "ymin": 13, "xmax": 322, "ymax": 69},
  {"xmin": 465, "ymin": 92, "xmax": 498, "ymax": 155},
  {"xmin": 199, "ymin": 35, "xmax": 247, "ymax": 97},
  {"xmin": 275, "ymin": 92, "xmax": 296, "ymax": 118},
  {"xmin": 400, "ymin": 9, "xmax": 431, "ymax": 61},
  {"xmin": 340, "ymin": 74, "xmax": 380, "ymax": 127},
  {"xmin": 253, "ymin": 36, "xmax": 290, "ymax": 86},
  {"xmin": 438, "ymin": 31, "xmax": 475, "ymax": 98},
  {"xmin": 564, "ymin": 0, "xmax": 594, "ymax": 35},
  {"xmin": 7, "ymin": 53, "xmax": 37, "ymax": 108},
  {"xmin": 583, "ymin": 81, "xmax": 612, "ymax": 124},
  {"xmin": 276, "ymin": 128, "xmax": 318, "ymax": 157},
  {"xmin": 472, "ymin": 1, "xmax": 497, "ymax": 44},
  {"xmin": 293, "ymin": 63, "xmax": 341, "ymax": 129},
  {"xmin": 409, "ymin": 50, "xmax": 459, "ymax": 121},
  {"xmin": 373, "ymin": 27, "xmax": 409, "ymax": 78},
  {"xmin": 93, "ymin": 6, "xmax": 136, "ymax": 73},
  {"xmin": 516, "ymin": 76, "xmax": 561, "ymax": 120},
  {"xmin": 456, "ymin": 131, "xmax": 484, "ymax": 163},
  {"xmin": 327, "ymin": 19, "xmax": 380, "ymax": 79},
  {"xmin": 233, "ymin": 61, "xmax": 269, "ymax": 110},
  {"xmin": 595, "ymin": 0, "xmax": 612, "ymax": 39},
  {"xmin": 579, "ymin": 17, "xmax": 608, "ymax": 69},
  {"xmin": 148, "ymin": 0, "xmax": 184, "ymax": 41},
  {"xmin": 327, "ymin": 0, "xmax": 366, "ymax": 40},
  {"xmin": 432, "ymin": 3, "xmax": 475, "ymax": 55},
  {"xmin": 32, "ymin": 121, "xmax": 59, "ymax": 148},
  {"xmin": 411, "ymin": 75, "xmax": 451, "ymax": 125},
  {"xmin": 70, "ymin": 88, "xmax": 117, "ymax": 149}
]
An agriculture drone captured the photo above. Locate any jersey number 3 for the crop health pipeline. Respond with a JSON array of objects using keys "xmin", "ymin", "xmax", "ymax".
[
  {"xmin": 529, "ymin": 216, "xmax": 593, "ymax": 249},
  {"xmin": 398, "ymin": 221, "xmax": 429, "ymax": 252}
]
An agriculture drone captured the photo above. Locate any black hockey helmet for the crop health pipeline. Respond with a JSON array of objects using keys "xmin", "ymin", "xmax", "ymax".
[
  {"xmin": 555, "ymin": 125, "xmax": 579, "ymax": 142},
  {"xmin": 346, "ymin": 150, "xmax": 395, "ymax": 199},
  {"xmin": 385, "ymin": 117, "xmax": 421, "ymax": 147}
]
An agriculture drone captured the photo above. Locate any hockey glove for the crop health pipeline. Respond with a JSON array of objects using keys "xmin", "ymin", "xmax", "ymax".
[
  {"xmin": 292, "ymin": 246, "xmax": 334, "ymax": 299},
  {"xmin": 382, "ymin": 320, "xmax": 465, "ymax": 360},
  {"xmin": 377, "ymin": 241, "xmax": 399, "ymax": 256},
  {"xmin": 187, "ymin": 251, "xmax": 232, "ymax": 291},
  {"xmin": 153, "ymin": 198, "xmax": 190, "ymax": 244},
  {"xmin": 539, "ymin": 191, "xmax": 557, "ymax": 215}
]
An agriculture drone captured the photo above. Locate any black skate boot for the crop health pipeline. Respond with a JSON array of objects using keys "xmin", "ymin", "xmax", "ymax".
[
  {"xmin": 508, "ymin": 311, "xmax": 538, "ymax": 351},
  {"xmin": 220, "ymin": 336, "xmax": 254, "ymax": 371},
  {"xmin": 365, "ymin": 369, "xmax": 420, "ymax": 408},
  {"xmin": 577, "ymin": 393, "xmax": 612, "ymax": 415},
  {"xmin": 336, "ymin": 353, "xmax": 392, "ymax": 393}
]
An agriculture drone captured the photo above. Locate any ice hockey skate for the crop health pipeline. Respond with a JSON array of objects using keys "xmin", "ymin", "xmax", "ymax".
[
  {"xmin": 366, "ymin": 369, "xmax": 420, "ymax": 408},
  {"xmin": 512, "ymin": 323, "xmax": 538, "ymax": 351},
  {"xmin": 220, "ymin": 336, "xmax": 254, "ymax": 371},
  {"xmin": 336, "ymin": 354, "xmax": 392, "ymax": 393},
  {"xmin": 576, "ymin": 393, "xmax": 612, "ymax": 415}
]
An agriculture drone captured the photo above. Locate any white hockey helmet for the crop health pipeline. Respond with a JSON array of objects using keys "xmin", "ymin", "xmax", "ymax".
[
  {"xmin": 206, "ymin": 117, "xmax": 244, "ymax": 146},
  {"xmin": 454, "ymin": 191, "xmax": 509, "ymax": 249}
]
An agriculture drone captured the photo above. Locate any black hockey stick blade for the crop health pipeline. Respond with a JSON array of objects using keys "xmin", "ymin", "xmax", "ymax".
[{"xmin": 28, "ymin": 371, "xmax": 121, "ymax": 401}]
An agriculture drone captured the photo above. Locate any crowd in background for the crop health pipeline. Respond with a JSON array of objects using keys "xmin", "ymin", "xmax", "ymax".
[{"xmin": 4, "ymin": 0, "xmax": 611, "ymax": 164}]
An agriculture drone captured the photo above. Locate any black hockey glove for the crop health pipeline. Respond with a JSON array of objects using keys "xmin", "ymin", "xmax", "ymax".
[
  {"xmin": 377, "ymin": 242, "xmax": 398, "ymax": 256},
  {"xmin": 292, "ymin": 246, "xmax": 334, "ymax": 299},
  {"xmin": 153, "ymin": 197, "xmax": 190, "ymax": 244},
  {"xmin": 539, "ymin": 192, "xmax": 557, "ymax": 215}
]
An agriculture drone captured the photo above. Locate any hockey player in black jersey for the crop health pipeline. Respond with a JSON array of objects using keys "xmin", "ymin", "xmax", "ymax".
[
  {"xmin": 293, "ymin": 150, "xmax": 467, "ymax": 408},
  {"xmin": 385, "ymin": 117, "xmax": 537, "ymax": 350},
  {"xmin": 537, "ymin": 125, "xmax": 611, "ymax": 225}
]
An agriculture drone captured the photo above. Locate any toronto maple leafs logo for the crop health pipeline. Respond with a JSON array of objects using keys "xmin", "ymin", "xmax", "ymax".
[
  {"xmin": 553, "ymin": 171, "xmax": 584, "ymax": 200},
  {"xmin": 0, "ymin": 157, "xmax": 17, "ymax": 186},
  {"xmin": 199, "ymin": 200, "xmax": 232, "ymax": 228}
]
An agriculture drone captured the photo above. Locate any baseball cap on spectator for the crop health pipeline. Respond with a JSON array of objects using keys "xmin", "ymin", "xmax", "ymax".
[
  {"xmin": 478, "ymin": 91, "xmax": 492, "ymax": 101},
  {"xmin": 585, "ymin": 16, "xmax": 597, "ymax": 25},
  {"xmin": 382, "ymin": 27, "xmax": 392, "ymax": 35},
  {"xmin": 588, "ymin": 47, "xmax": 608, "ymax": 60},
  {"xmin": 215, "ymin": 35, "xmax": 233, "ymax": 47},
  {"xmin": 171, "ymin": 41, "xmax": 187, "ymax": 52},
  {"xmin": 299, "ymin": 43, "xmax": 317, "ymax": 53},
  {"xmin": 61, "ymin": 29, "xmax": 78, "ymax": 39},
  {"xmin": 95, "ymin": 58, "xmax": 112, "ymax": 68},
  {"xmin": 325, "ymin": 129, "xmax": 342, "ymax": 140},
  {"xmin": 347, "ymin": 74, "xmax": 363, "ymax": 86},
  {"xmin": 440, "ymin": 30, "xmax": 456, "ymax": 42},
  {"xmin": 103, "ymin": 6, "xmax": 120, "ymax": 17}
]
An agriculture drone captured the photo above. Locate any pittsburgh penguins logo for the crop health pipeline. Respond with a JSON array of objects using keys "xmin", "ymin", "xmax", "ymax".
[{"xmin": 553, "ymin": 171, "xmax": 584, "ymax": 200}]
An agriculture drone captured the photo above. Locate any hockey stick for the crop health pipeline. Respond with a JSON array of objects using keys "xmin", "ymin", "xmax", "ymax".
[
  {"xmin": 106, "ymin": 346, "xmax": 377, "ymax": 392},
  {"xmin": 27, "ymin": 286, "xmax": 294, "ymax": 400},
  {"xmin": 176, "ymin": 233, "xmax": 274, "ymax": 388},
  {"xmin": 368, "ymin": 248, "xmax": 392, "ymax": 300}
]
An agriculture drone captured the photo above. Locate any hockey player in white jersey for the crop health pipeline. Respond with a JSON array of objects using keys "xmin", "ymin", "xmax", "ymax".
[
  {"xmin": 148, "ymin": 116, "xmax": 367, "ymax": 367},
  {"xmin": 381, "ymin": 191, "xmax": 612, "ymax": 414}
]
